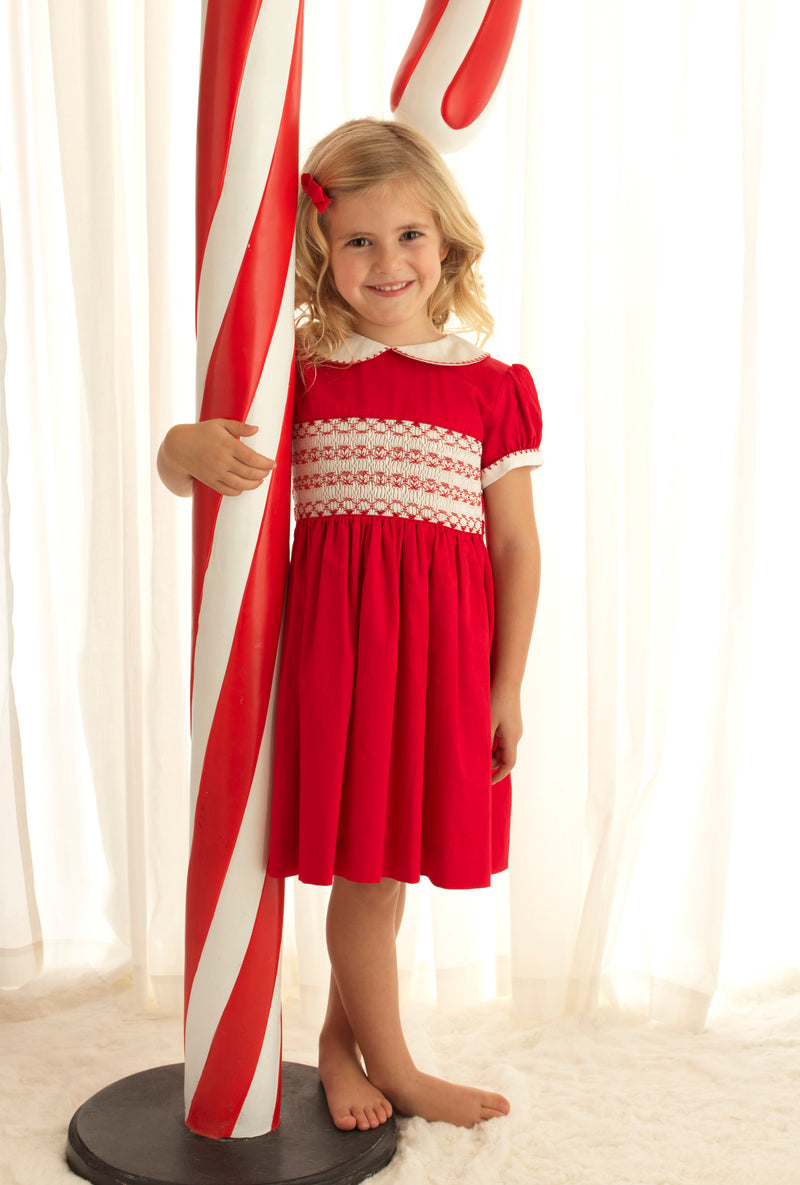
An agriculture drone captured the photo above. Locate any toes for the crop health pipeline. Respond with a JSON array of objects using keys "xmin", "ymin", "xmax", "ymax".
[
  {"xmin": 481, "ymin": 1096, "xmax": 510, "ymax": 1120},
  {"xmin": 333, "ymin": 1109, "xmax": 358, "ymax": 1131},
  {"xmin": 355, "ymin": 1103, "xmax": 392, "ymax": 1130}
]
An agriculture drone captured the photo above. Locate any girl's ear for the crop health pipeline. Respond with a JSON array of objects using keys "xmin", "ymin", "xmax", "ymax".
[{"xmin": 439, "ymin": 241, "xmax": 451, "ymax": 262}]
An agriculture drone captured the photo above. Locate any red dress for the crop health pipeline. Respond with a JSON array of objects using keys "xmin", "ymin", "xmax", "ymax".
[{"xmin": 267, "ymin": 333, "xmax": 543, "ymax": 889}]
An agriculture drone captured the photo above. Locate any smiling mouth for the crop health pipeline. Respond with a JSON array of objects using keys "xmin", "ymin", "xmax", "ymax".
[{"xmin": 368, "ymin": 280, "xmax": 414, "ymax": 294}]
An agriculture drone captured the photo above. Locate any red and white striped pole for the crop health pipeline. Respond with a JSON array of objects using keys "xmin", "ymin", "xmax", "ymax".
[{"xmin": 185, "ymin": 0, "xmax": 304, "ymax": 1138}]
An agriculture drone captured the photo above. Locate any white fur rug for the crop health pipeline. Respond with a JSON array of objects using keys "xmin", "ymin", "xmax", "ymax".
[{"xmin": 2, "ymin": 972, "xmax": 799, "ymax": 1185}]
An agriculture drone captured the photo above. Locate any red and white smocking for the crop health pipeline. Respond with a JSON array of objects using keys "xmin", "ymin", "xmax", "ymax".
[{"xmin": 293, "ymin": 417, "xmax": 485, "ymax": 533}]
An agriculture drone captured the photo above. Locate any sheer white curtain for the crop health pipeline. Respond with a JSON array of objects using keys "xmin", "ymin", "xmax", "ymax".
[
  {"xmin": 0, "ymin": 0, "xmax": 197, "ymax": 1009},
  {"xmin": 2, "ymin": 0, "xmax": 798, "ymax": 1033}
]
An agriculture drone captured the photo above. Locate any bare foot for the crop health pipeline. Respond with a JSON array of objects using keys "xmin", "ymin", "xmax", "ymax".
[
  {"xmin": 318, "ymin": 1039, "xmax": 393, "ymax": 1132},
  {"xmin": 378, "ymin": 1069, "xmax": 510, "ymax": 1128}
]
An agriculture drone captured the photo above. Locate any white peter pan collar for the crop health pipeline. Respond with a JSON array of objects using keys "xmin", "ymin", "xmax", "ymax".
[{"xmin": 328, "ymin": 332, "xmax": 487, "ymax": 366}]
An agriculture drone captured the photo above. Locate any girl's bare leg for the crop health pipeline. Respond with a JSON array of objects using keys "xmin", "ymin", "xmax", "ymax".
[
  {"xmin": 326, "ymin": 877, "xmax": 510, "ymax": 1128},
  {"xmin": 317, "ymin": 885, "xmax": 405, "ymax": 1131}
]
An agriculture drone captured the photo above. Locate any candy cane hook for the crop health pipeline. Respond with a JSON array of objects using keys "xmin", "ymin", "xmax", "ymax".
[{"xmin": 392, "ymin": 0, "xmax": 524, "ymax": 154}]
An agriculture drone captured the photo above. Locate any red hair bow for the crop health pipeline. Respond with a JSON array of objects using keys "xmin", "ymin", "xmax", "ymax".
[{"xmin": 301, "ymin": 172, "xmax": 330, "ymax": 213}]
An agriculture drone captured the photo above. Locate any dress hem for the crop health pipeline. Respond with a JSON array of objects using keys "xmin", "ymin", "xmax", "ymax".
[{"xmin": 267, "ymin": 865, "xmax": 508, "ymax": 891}]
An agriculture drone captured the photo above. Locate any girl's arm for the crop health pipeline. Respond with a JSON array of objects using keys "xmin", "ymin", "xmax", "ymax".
[
  {"xmin": 157, "ymin": 419, "xmax": 275, "ymax": 498},
  {"xmin": 483, "ymin": 467, "xmax": 541, "ymax": 784}
]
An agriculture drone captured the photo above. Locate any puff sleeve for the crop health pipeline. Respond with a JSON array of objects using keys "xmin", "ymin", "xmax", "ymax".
[{"xmin": 480, "ymin": 363, "xmax": 543, "ymax": 489}]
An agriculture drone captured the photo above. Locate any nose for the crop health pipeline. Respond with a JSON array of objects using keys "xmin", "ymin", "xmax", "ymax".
[{"xmin": 373, "ymin": 242, "xmax": 402, "ymax": 275}]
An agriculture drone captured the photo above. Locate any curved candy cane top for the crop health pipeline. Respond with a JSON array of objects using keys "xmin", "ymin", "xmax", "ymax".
[{"xmin": 391, "ymin": 0, "xmax": 524, "ymax": 153}]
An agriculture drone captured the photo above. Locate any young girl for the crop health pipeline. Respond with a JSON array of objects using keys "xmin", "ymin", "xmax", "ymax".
[{"xmin": 158, "ymin": 118, "xmax": 542, "ymax": 1132}]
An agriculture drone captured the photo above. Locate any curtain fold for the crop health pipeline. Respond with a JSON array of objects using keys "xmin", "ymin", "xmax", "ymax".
[
  {"xmin": 1, "ymin": 195, "xmax": 44, "ymax": 989},
  {"xmin": 2, "ymin": 0, "xmax": 797, "ymax": 1030}
]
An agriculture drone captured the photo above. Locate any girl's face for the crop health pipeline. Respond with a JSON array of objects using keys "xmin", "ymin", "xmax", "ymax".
[{"xmin": 325, "ymin": 185, "xmax": 449, "ymax": 346}]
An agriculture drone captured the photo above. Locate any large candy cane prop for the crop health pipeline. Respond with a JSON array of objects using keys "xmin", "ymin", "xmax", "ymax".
[
  {"xmin": 391, "ymin": 0, "xmax": 523, "ymax": 153},
  {"xmin": 183, "ymin": 0, "xmax": 519, "ymax": 1145},
  {"xmin": 185, "ymin": 0, "xmax": 304, "ymax": 1139}
]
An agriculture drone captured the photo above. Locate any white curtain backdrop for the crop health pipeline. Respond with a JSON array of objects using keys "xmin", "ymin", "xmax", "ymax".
[{"xmin": 2, "ymin": 0, "xmax": 798, "ymax": 1035}]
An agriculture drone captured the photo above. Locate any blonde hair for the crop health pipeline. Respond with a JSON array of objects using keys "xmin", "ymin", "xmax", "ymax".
[{"xmin": 295, "ymin": 118, "xmax": 494, "ymax": 365}]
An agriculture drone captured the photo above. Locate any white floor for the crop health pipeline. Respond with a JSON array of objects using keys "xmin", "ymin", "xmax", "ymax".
[{"xmin": 2, "ymin": 970, "xmax": 799, "ymax": 1185}]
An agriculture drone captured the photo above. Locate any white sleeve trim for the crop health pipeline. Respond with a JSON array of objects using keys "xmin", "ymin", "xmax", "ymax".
[{"xmin": 481, "ymin": 448, "xmax": 543, "ymax": 489}]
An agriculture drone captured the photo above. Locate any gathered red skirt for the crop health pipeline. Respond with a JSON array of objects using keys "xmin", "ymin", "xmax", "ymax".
[{"xmin": 267, "ymin": 514, "xmax": 511, "ymax": 889}]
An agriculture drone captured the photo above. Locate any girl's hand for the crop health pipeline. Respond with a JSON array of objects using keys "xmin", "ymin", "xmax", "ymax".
[
  {"xmin": 490, "ymin": 683, "xmax": 523, "ymax": 785},
  {"xmin": 159, "ymin": 420, "xmax": 276, "ymax": 497}
]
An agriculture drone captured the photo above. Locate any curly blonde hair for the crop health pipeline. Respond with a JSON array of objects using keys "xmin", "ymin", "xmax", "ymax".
[{"xmin": 295, "ymin": 118, "xmax": 494, "ymax": 365}]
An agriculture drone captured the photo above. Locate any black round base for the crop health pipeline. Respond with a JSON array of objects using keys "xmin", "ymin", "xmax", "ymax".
[{"xmin": 66, "ymin": 1062, "xmax": 396, "ymax": 1185}]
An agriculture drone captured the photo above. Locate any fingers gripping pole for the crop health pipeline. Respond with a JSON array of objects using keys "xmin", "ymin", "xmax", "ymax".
[
  {"xmin": 185, "ymin": 0, "xmax": 304, "ymax": 1139},
  {"xmin": 391, "ymin": 0, "xmax": 524, "ymax": 153}
]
